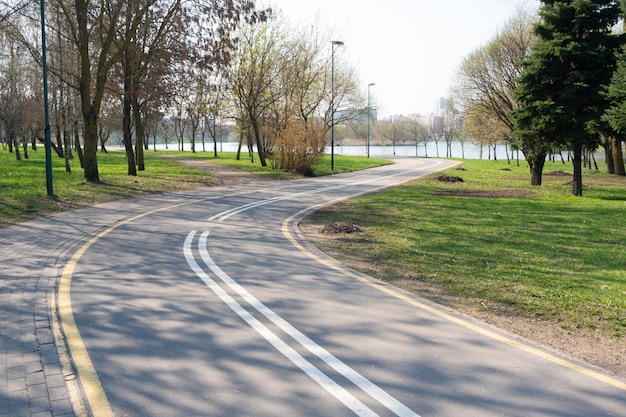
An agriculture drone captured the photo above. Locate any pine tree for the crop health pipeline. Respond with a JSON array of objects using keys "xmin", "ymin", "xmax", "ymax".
[{"xmin": 513, "ymin": 0, "xmax": 623, "ymax": 195}]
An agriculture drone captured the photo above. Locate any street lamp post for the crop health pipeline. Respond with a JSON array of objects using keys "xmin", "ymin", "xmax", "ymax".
[
  {"xmin": 40, "ymin": 0, "xmax": 53, "ymax": 197},
  {"xmin": 331, "ymin": 40, "xmax": 344, "ymax": 171},
  {"xmin": 367, "ymin": 82, "xmax": 375, "ymax": 158}
]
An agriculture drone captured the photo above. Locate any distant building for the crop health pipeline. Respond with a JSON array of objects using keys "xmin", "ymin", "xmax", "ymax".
[
  {"xmin": 342, "ymin": 108, "xmax": 378, "ymax": 125},
  {"xmin": 436, "ymin": 97, "xmax": 449, "ymax": 116}
]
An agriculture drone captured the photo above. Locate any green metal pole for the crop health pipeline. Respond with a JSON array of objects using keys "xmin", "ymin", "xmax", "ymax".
[
  {"xmin": 367, "ymin": 83, "xmax": 375, "ymax": 158},
  {"xmin": 331, "ymin": 43, "xmax": 335, "ymax": 171},
  {"xmin": 40, "ymin": 0, "xmax": 53, "ymax": 197},
  {"xmin": 331, "ymin": 41, "xmax": 344, "ymax": 171}
]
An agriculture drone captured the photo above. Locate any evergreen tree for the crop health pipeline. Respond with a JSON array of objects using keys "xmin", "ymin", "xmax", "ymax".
[
  {"xmin": 603, "ymin": 49, "xmax": 626, "ymax": 133},
  {"xmin": 600, "ymin": 1, "xmax": 626, "ymax": 176},
  {"xmin": 513, "ymin": 0, "xmax": 623, "ymax": 195}
]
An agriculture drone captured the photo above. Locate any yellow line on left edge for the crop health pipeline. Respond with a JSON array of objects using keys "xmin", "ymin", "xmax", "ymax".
[{"xmin": 57, "ymin": 199, "xmax": 204, "ymax": 417}]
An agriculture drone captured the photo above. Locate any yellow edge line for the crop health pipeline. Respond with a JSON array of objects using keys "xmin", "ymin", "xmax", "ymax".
[
  {"xmin": 282, "ymin": 206, "xmax": 626, "ymax": 392},
  {"xmin": 56, "ymin": 197, "xmax": 213, "ymax": 417}
]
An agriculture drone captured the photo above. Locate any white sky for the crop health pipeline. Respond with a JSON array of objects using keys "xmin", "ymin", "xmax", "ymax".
[{"xmin": 261, "ymin": 0, "xmax": 540, "ymax": 118}]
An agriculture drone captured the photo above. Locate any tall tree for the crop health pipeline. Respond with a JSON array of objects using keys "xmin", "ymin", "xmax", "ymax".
[
  {"xmin": 380, "ymin": 117, "xmax": 403, "ymax": 155},
  {"xmin": 462, "ymin": 104, "xmax": 511, "ymax": 160},
  {"xmin": 601, "ymin": 48, "xmax": 626, "ymax": 175},
  {"xmin": 600, "ymin": 0, "xmax": 626, "ymax": 176},
  {"xmin": 0, "ymin": 18, "xmax": 32, "ymax": 160},
  {"xmin": 50, "ymin": 0, "xmax": 267, "ymax": 182},
  {"xmin": 440, "ymin": 99, "xmax": 463, "ymax": 158},
  {"xmin": 203, "ymin": 78, "xmax": 229, "ymax": 157},
  {"xmin": 405, "ymin": 117, "xmax": 429, "ymax": 157},
  {"xmin": 455, "ymin": 11, "xmax": 538, "ymax": 177},
  {"xmin": 229, "ymin": 20, "xmax": 282, "ymax": 167},
  {"xmin": 513, "ymin": 0, "xmax": 623, "ymax": 195},
  {"xmin": 56, "ymin": 0, "xmax": 154, "ymax": 182}
]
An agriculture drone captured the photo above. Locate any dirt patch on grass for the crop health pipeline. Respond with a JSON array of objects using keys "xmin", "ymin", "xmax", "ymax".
[
  {"xmin": 298, "ymin": 221, "xmax": 626, "ymax": 379},
  {"xmin": 320, "ymin": 222, "xmax": 365, "ymax": 234},
  {"xmin": 436, "ymin": 175, "xmax": 464, "ymax": 183}
]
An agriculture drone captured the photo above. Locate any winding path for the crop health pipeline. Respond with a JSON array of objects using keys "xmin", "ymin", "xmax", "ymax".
[{"xmin": 2, "ymin": 158, "xmax": 625, "ymax": 417}]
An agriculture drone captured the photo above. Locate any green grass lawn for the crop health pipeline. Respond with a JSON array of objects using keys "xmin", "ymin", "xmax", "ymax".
[
  {"xmin": 302, "ymin": 159, "xmax": 626, "ymax": 338},
  {"xmin": 0, "ymin": 149, "xmax": 214, "ymax": 226},
  {"xmin": 0, "ymin": 147, "xmax": 387, "ymax": 226}
]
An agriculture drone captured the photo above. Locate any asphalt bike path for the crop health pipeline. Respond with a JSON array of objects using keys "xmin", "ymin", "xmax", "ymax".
[{"xmin": 2, "ymin": 158, "xmax": 625, "ymax": 416}]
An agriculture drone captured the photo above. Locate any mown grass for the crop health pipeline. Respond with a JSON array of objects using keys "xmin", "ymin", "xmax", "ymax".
[
  {"xmin": 302, "ymin": 159, "xmax": 626, "ymax": 338},
  {"xmin": 0, "ymin": 147, "xmax": 387, "ymax": 226},
  {"xmin": 161, "ymin": 150, "xmax": 390, "ymax": 178}
]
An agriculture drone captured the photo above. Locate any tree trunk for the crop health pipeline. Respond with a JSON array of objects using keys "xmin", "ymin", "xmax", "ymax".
[
  {"xmin": 572, "ymin": 145, "xmax": 583, "ymax": 196},
  {"xmin": 208, "ymin": 121, "xmax": 218, "ymax": 157},
  {"xmin": 528, "ymin": 151, "xmax": 547, "ymax": 186},
  {"xmin": 100, "ymin": 133, "xmax": 109, "ymax": 153},
  {"xmin": 123, "ymin": 46, "xmax": 137, "ymax": 176},
  {"xmin": 64, "ymin": 127, "xmax": 72, "ymax": 173},
  {"xmin": 252, "ymin": 120, "xmax": 266, "ymax": 166},
  {"xmin": 236, "ymin": 130, "xmax": 243, "ymax": 160},
  {"xmin": 132, "ymin": 94, "xmax": 145, "ymax": 171},
  {"xmin": 612, "ymin": 137, "xmax": 625, "ymax": 176},
  {"xmin": 190, "ymin": 123, "xmax": 197, "ymax": 153},
  {"xmin": 11, "ymin": 131, "xmax": 21, "ymax": 161},
  {"xmin": 123, "ymin": 95, "xmax": 137, "ymax": 176},
  {"xmin": 605, "ymin": 139, "xmax": 615, "ymax": 174},
  {"xmin": 55, "ymin": 127, "xmax": 64, "ymax": 158},
  {"xmin": 76, "ymin": 121, "xmax": 86, "ymax": 170}
]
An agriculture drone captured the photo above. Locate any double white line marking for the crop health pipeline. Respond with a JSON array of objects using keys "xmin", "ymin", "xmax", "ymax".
[{"xmin": 184, "ymin": 230, "xmax": 420, "ymax": 417}]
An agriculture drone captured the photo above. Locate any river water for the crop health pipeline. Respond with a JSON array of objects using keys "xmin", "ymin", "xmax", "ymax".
[
  {"xmin": 326, "ymin": 142, "xmax": 519, "ymax": 160},
  {"xmin": 159, "ymin": 141, "xmax": 522, "ymax": 161}
]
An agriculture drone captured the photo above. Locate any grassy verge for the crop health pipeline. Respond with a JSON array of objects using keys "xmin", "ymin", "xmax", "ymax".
[
  {"xmin": 301, "ymin": 159, "xmax": 626, "ymax": 338},
  {"xmin": 0, "ymin": 147, "xmax": 388, "ymax": 227},
  {"xmin": 159, "ymin": 150, "xmax": 390, "ymax": 177}
]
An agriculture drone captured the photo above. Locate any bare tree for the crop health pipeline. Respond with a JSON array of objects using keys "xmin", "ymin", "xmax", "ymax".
[
  {"xmin": 379, "ymin": 117, "xmax": 404, "ymax": 155},
  {"xmin": 454, "ymin": 10, "xmax": 535, "ymax": 153},
  {"xmin": 201, "ymin": 77, "xmax": 229, "ymax": 157},
  {"xmin": 0, "ymin": 20, "xmax": 32, "ymax": 160},
  {"xmin": 462, "ymin": 104, "xmax": 509, "ymax": 160},
  {"xmin": 441, "ymin": 99, "xmax": 463, "ymax": 158},
  {"xmin": 229, "ymin": 20, "xmax": 282, "ymax": 167},
  {"xmin": 39, "ymin": 0, "xmax": 268, "ymax": 182},
  {"xmin": 405, "ymin": 117, "xmax": 428, "ymax": 157}
]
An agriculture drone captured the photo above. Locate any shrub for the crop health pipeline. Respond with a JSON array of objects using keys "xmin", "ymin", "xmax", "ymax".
[{"xmin": 270, "ymin": 120, "xmax": 326, "ymax": 176}]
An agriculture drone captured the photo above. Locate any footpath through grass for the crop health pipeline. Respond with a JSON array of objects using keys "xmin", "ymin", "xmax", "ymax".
[
  {"xmin": 302, "ymin": 159, "xmax": 626, "ymax": 339},
  {"xmin": 0, "ymin": 148, "xmax": 386, "ymax": 226}
]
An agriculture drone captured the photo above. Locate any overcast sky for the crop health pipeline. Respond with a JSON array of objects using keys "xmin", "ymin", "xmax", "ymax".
[{"xmin": 260, "ymin": 0, "xmax": 540, "ymax": 118}]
